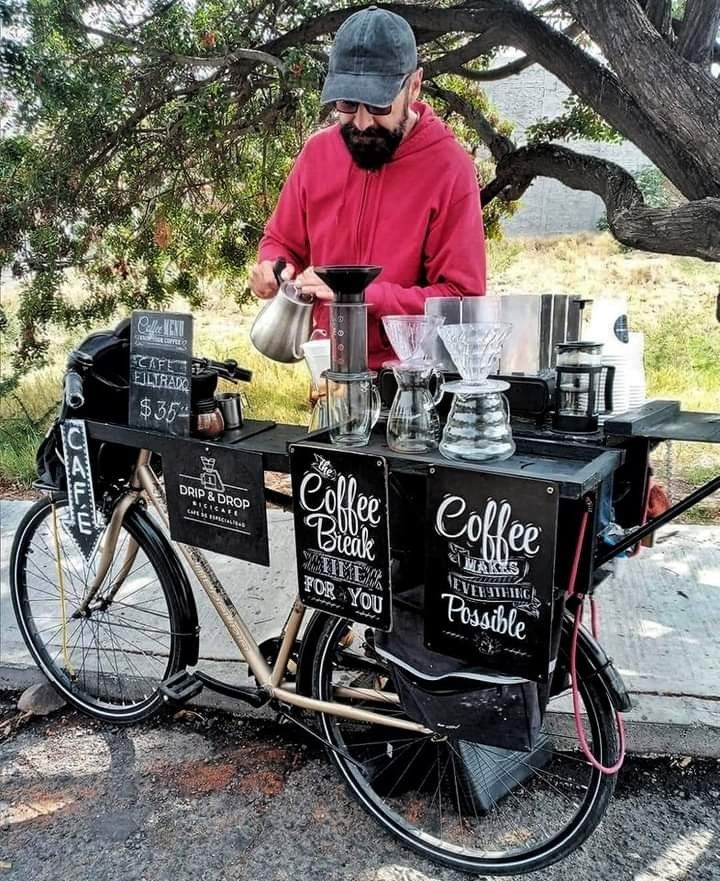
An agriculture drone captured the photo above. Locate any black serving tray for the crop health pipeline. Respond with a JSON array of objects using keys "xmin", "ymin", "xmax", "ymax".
[
  {"xmin": 604, "ymin": 400, "xmax": 720, "ymax": 444},
  {"xmin": 291, "ymin": 424, "xmax": 623, "ymax": 499}
]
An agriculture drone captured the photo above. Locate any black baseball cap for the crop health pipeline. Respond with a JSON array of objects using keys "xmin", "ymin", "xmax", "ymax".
[{"xmin": 320, "ymin": 6, "xmax": 418, "ymax": 108}]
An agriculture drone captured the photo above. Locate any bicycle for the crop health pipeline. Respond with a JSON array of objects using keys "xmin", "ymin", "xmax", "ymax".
[{"xmin": 9, "ymin": 346, "xmax": 630, "ymax": 876}]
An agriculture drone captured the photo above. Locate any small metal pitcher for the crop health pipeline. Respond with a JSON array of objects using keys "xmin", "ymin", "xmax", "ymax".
[{"xmin": 249, "ymin": 259, "xmax": 315, "ymax": 363}]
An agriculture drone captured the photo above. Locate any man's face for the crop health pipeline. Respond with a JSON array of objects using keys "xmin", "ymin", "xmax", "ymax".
[{"xmin": 338, "ymin": 70, "xmax": 422, "ymax": 171}]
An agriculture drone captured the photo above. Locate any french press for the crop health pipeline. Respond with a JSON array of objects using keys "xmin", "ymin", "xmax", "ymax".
[{"xmin": 552, "ymin": 341, "xmax": 615, "ymax": 433}]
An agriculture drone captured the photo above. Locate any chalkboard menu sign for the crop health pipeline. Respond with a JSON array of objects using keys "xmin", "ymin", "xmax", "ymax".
[
  {"xmin": 290, "ymin": 446, "xmax": 392, "ymax": 631},
  {"xmin": 163, "ymin": 440, "xmax": 269, "ymax": 566},
  {"xmin": 60, "ymin": 419, "xmax": 105, "ymax": 562},
  {"xmin": 425, "ymin": 468, "xmax": 559, "ymax": 682},
  {"xmin": 129, "ymin": 310, "xmax": 193, "ymax": 436}
]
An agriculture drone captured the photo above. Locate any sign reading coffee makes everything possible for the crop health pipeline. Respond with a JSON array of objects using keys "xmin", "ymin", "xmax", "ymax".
[
  {"xmin": 290, "ymin": 446, "xmax": 392, "ymax": 631},
  {"xmin": 425, "ymin": 468, "xmax": 559, "ymax": 681},
  {"xmin": 60, "ymin": 419, "xmax": 105, "ymax": 562},
  {"xmin": 163, "ymin": 440, "xmax": 269, "ymax": 565},
  {"xmin": 129, "ymin": 310, "xmax": 193, "ymax": 436}
]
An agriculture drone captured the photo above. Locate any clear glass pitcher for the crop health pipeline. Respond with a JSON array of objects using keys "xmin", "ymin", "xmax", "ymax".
[
  {"xmin": 387, "ymin": 364, "xmax": 443, "ymax": 453},
  {"xmin": 439, "ymin": 381, "xmax": 515, "ymax": 462},
  {"xmin": 325, "ymin": 372, "xmax": 381, "ymax": 447}
]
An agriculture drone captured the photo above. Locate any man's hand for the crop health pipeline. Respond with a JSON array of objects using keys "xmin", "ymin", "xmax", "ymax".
[
  {"xmin": 249, "ymin": 260, "xmax": 296, "ymax": 300},
  {"xmin": 295, "ymin": 267, "xmax": 334, "ymax": 301}
]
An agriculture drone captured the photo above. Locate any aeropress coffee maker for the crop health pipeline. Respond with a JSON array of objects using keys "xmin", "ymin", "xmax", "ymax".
[{"xmin": 315, "ymin": 266, "xmax": 382, "ymax": 447}]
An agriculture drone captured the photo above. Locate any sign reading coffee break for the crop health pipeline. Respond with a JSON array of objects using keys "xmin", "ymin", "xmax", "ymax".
[
  {"xmin": 290, "ymin": 446, "xmax": 392, "ymax": 631},
  {"xmin": 129, "ymin": 310, "xmax": 193, "ymax": 436},
  {"xmin": 163, "ymin": 440, "xmax": 269, "ymax": 566},
  {"xmin": 425, "ymin": 468, "xmax": 559, "ymax": 682},
  {"xmin": 60, "ymin": 419, "xmax": 105, "ymax": 562}
]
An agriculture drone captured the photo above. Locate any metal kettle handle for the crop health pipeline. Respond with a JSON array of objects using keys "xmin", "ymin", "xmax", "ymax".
[{"xmin": 272, "ymin": 258, "xmax": 287, "ymax": 287}]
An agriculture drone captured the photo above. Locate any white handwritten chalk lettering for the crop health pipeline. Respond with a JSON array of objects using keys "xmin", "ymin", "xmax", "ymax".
[
  {"xmin": 448, "ymin": 573, "xmax": 535, "ymax": 603},
  {"xmin": 304, "ymin": 575, "xmax": 337, "ymax": 600},
  {"xmin": 347, "ymin": 587, "xmax": 383, "ymax": 614},
  {"xmin": 131, "ymin": 369, "xmax": 190, "ymax": 391},
  {"xmin": 299, "ymin": 472, "xmax": 380, "ymax": 561},
  {"xmin": 302, "ymin": 549, "xmax": 382, "ymax": 590},
  {"xmin": 131, "ymin": 354, "xmax": 188, "ymax": 375},
  {"xmin": 435, "ymin": 495, "xmax": 541, "ymax": 562},
  {"xmin": 442, "ymin": 594, "xmax": 527, "ymax": 641}
]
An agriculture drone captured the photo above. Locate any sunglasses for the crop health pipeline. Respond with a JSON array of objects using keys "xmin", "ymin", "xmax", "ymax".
[
  {"xmin": 334, "ymin": 99, "xmax": 393, "ymax": 116},
  {"xmin": 334, "ymin": 75, "xmax": 411, "ymax": 117}
]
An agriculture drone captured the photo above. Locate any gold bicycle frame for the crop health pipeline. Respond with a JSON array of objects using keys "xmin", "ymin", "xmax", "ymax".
[{"xmin": 95, "ymin": 448, "xmax": 429, "ymax": 735}]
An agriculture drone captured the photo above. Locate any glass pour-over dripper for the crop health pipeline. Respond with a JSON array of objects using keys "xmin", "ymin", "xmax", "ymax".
[
  {"xmin": 382, "ymin": 315, "xmax": 445, "ymax": 453},
  {"xmin": 438, "ymin": 322, "xmax": 515, "ymax": 462}
]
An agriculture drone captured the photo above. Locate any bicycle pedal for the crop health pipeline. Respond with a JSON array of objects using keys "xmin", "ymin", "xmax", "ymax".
[{"xmin": 160, "ymin": 670, "xmax": 203, "ymax": 704}]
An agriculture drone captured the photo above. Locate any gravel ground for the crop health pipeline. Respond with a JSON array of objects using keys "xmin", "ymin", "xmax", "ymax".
[{"xmin": 1, "ymin": 694, "xmax": 719, "ymax": 881}]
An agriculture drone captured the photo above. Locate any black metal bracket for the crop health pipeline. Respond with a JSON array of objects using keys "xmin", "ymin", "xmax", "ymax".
[{"xmin": 595, "ymin": 473, "xmax": 720, "ymax": 567}]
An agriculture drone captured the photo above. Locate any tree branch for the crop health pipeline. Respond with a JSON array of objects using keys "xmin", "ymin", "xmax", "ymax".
[
  {"xmin": 80, "ymin": 20, "xmax": 285, "ymax": 72},
  {"xmin": 643, "ymin": 0, "xmax": 674, "ymax": 40},
  {"xmin": 482, "ymin": 142, "xmax": 720, "ymax": 260},
  {"xmin": 423, "ymin": 81, "xmax": 515, "ymax": 161},
  {"xmin": 676, "ymin": 0, "xmax": 720, "ymax": 63},
  {"xmin": 458, "ymin": 55, "xmax": 536, "ymax": 81},
  {"xmin": 422, "ymin": 33, "xmax": 503, "ymax": 79}
]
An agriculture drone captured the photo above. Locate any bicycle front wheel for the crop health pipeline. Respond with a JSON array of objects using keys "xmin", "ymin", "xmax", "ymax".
[
  {"xmin": 10, "ymin": 495, "xmax": 187, "ymax": 723},
  {"xmin": 311, "ymin": 615, "xmax": 619, "ymax": 875}
]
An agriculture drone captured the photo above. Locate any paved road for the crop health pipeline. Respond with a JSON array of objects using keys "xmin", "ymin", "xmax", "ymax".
[{"xmin": 1, "ymin": 696, "xmax": 719, "ymax": 881}]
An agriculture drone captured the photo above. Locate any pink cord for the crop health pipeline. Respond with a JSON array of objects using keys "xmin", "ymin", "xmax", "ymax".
[
  {"xmin": 570, "ymin": 603, "xmax": 626, "ymax": 775},
  {"xmin": 566, "ymin": 505, "xmax": 626, "ymax": 775}
]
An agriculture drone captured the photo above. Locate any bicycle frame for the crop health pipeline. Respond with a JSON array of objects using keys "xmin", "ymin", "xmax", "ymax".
[{"xmin": 91, "ymin": 448, "xmax": 428, "ymax": 735}]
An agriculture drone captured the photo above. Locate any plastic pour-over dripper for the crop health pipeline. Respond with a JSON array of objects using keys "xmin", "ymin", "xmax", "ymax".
[
  {"xmin": 438, "ymin": 322, "xmax": 512, "ymax": 388},
  {"xmin": 316, "ymin": 265, "xmax": 382, "ymax": 375},
  {"xmin": 314, "ymin": 265, "xmax": 382, "ymax": 303},
  {"xmin": 382, "ymin": 315, "xmax": 445, "ymax": 365}
]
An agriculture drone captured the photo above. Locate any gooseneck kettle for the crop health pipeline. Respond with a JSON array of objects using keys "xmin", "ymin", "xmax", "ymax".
[{"xmin": 249, "ymin": 259, "xmax": 315, "ymax": 363}]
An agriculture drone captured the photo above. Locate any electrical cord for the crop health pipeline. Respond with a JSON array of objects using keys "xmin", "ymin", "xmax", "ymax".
[{"xmin": 567, "ymin": 503, "xmax": 626, "ymax": 775}]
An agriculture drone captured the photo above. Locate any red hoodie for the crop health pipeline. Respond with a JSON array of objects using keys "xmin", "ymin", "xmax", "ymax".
[{"xmin": 258, "ymin": 101, "xmax": 486, "ymax": 368}]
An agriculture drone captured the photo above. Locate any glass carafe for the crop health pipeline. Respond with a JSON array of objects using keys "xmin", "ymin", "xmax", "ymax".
[
  {"xmin": 439, "ymin": 380, "xmax": 515, "ymax": 462},
  {"xmin": 325, "ymin": 371, "xmax": 381, "ymax": 447},
  {"xmin": 387, "ymin": 363, "xmax": 443, "ymax": 453}
]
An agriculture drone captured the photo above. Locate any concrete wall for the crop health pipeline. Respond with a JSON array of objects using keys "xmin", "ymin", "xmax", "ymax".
[{"xmin": 480, "ymin": 65, "xmax": 650, "ymax": 236}]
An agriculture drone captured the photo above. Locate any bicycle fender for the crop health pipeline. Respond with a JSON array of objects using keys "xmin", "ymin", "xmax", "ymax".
[
  {"xmin": 562, "ymin": 611, "xmax": 633, "ymax": 713},
  {"xmin": 295, "ymin": 610, "xmax": 330, "ymax": 697},
  {"xmin": 132, "ymin": 504, "xmax": 200, "ymax": 667}
]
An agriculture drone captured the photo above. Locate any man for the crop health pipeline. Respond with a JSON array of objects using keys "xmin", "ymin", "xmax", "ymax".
[{"xmin": 249, "ymin": 5, "xmax": 486, "ymax": 369}]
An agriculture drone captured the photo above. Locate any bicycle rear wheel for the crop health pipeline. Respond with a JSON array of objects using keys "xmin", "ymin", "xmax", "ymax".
[
  {"xmin": 10, "ymin": 495, "xmax": 187, "ymax": 723},
  {"xmin": 311, "ymin": 615, "xmax": 619, "ymax": 875}
]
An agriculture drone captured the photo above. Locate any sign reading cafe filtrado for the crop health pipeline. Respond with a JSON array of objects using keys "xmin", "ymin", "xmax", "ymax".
[
  {"xmin": 425, "ymin": 468, "xmax": 559, "ymax": 682},
  {"xmin": 129, "ymin": 310, "xmax": 193, "ymax": 437},
  {"xmin": 290, "ymin": 447, "xmax": 392, "ymax": 631}
]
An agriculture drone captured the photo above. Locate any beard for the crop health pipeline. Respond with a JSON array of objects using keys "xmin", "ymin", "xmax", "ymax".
[{"xmin": 340, "ymin": 101, "xmax": 409, "ymax": 171}]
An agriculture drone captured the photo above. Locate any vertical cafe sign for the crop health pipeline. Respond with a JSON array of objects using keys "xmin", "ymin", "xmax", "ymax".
[
  {"xmin": 129, "ymin": 310, "xmax": 193, "ymax": 436},
  {"xmin": 290, "ymin": 447, "xmax": 392, "ymax": 631},
  {"xmin": 60, "ymin": 420, "xmax": 105, "ymax": 561},
  {"xmin": 425, "ymin": 468, "xmax": 559, "ymax": 681}
]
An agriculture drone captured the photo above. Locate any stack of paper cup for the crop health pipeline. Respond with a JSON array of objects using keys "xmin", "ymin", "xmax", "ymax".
[{"xmin": 627, "ymin": 332, "xmax": 647, "ymax": 409}]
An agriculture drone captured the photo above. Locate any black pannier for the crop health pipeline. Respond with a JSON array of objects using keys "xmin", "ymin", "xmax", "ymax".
[
  {"xmin": 374, "ymin": 588, "xmax": 550, "ymax": 752},
  {"xmin": 36, "ymin": 318, "xmax": 137, "ymax": 491}
]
